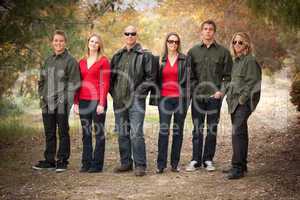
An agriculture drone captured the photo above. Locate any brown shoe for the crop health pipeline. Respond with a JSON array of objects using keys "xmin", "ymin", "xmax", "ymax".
[
  {"xmin": 113, "ymin": 164, "xmax": 133, "ymax": 173},
  {"xmin": 134, "ymin": 166, "xmax": 146, "ymax": 176}
]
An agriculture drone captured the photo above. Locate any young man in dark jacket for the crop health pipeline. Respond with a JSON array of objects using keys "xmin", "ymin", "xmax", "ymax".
[
  {"xmin": 32, "ymin": 30, "xmax": 81, "ymax": 172},
  {"xmin": 186, "ymin": 20, "xmax": 233, "ymax": 172},
  {"xmin": 110, "ymin": 25, "xmax": 155, "ymax": 176}
]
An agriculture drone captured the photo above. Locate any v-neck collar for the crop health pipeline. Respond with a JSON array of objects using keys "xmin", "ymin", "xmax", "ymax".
[
  {"xmin": 167, "ymin": 55, "xmax": 178, "ymax": 68},
  {"xmin": 85, "ymin": 57, "xmax": 101, "ymax": 70}
]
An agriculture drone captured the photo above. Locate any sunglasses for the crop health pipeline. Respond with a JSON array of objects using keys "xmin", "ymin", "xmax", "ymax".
[
  {"xmin": 232, "ymin": 40, "xmax": 244, "ymax": 45},
  {"xmin": 124, "ymin": 32, "xmax": 137, "ymax": 36},
  {"xmin": 167, "ymin": 40, "xmax": 180, "ymax": 45}
]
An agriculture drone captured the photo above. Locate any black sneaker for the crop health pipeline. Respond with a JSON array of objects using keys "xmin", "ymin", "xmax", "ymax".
[
  {"xmin": 226, "ymin": 168, "xmax": 244, "ymax": 180},
  {"xmin": 32, "ymin": 160, "xmax": 56, "ymax": 171},
  {"xmin": 156, "ymin": 168, "xmax": 164, "ymax": 174},
  {"xmin": 56, "ymin": 161, "xmax": 68, "ymax": 173},
  {"xmin": 171, "ymin": 166, "xmax": 180, "ymax": 173}
]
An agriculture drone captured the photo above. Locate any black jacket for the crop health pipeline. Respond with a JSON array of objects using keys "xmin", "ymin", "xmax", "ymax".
[
  {"xmin": 149, "ymin": 53, "xmax": 190, "ymax": 109},
  {"xmin": 110, "ymin": 43, "xmax": 156, "ymax": 108}
]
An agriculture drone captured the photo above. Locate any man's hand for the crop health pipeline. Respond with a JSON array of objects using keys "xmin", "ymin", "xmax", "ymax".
[{"xmin": 212, "ymin": 91, "xmax": 224, "ymax": 99}]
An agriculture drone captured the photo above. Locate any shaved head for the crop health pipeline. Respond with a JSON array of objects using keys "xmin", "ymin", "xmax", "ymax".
[
  {"xmin": 123, "ymin": 25, "xmax": 138, "ymax": 49},
  {"xmin": 124, "ymin": 25, "xmax": 137, "ymax": 33}
]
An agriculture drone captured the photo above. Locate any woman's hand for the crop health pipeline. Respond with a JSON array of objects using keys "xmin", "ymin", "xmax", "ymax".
[
  {"xmin": 96, "ymin": 105, "xmax": 105, "ymax": 115},
  {"xmin": 74, "ymin": 104, "xmax": 79, "ymax": 115}
]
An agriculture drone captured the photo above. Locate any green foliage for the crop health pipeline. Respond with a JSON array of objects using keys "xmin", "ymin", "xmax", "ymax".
[
  {"xmin": 247, "ymin": 0, "xmax": 300, "ymax": 30},
  {"xmin": 0, "ymin": 97, "xmax": 23, "ymax": 117}
]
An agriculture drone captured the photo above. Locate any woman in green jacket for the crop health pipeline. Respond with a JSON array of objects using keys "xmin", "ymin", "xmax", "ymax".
[{"xmin": 224, "ymin": 32, "xmax": 262, "ymax": 179}]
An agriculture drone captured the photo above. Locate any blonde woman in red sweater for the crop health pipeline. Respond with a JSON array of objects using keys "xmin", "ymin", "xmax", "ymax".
[{"xmin": 74, "ymin": 34, "xmax": 110, "ymax": 173}]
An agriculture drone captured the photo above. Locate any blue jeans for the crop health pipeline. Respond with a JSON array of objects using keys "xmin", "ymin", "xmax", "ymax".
[
  {"xmin": 191, "ymin": 97, "xmax": 222, "ymax": 166},
  {"xmin": 157, "ymin": 97, "xmax": 188, "ymax": 169},
  {"xmin": 114, "ymin": 97, "xmax": 147, "ymax": 168},
  {"xmin": 79, "ymin": 100, "xmax": 106, "ymax": 170}
]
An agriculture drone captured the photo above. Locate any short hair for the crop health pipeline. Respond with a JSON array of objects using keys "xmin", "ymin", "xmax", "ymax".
[
  {"xmin": 51, "ymin": 30, "xmax": 67, "ymax": 42},
  {"xmin": 200, "ymin": 20, "xmax": 217, "ymax": 32}
]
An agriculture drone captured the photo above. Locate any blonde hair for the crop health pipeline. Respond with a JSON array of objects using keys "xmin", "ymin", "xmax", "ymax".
[
  {"xmin": 86, "ymin": 33, "xmax": 104, "ymax": 59},
  {"xmin": 230, "ymin": 32, "xmax": 254, "ymax": 58}
]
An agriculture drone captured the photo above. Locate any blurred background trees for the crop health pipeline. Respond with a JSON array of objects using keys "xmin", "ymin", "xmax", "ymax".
[{"xmin": 0, "ymin": 0, "xmax": 299, "ymax": 114}]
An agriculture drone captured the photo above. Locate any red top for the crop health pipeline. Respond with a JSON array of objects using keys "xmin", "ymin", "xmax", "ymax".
[
  {"xmin": 74, "ymin": 56, "xmax": 111, "ymax": 107},
  {"xmin": 161, "ymin": 58, "xmax": 180, "ymax": 97}
]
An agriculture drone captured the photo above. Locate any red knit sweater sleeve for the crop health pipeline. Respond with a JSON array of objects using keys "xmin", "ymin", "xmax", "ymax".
[
  {"xmin": 99, "ymin": 57, "xmax": 111, "ymax": 107},
  {"xmin": 73, "ymin": 59, "xmax": 83, "ymax": 105}
]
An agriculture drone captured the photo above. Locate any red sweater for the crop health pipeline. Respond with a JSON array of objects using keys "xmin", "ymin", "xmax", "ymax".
[
  {"xmin": 74, "ymin": 56, "xmax": 110, "ymax": 107},
  {"xmin": 161, "ymin": 58, "xmax": 180, "ymax": 97}
]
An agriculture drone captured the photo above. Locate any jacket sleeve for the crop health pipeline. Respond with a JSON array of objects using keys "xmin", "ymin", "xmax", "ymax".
[
  {"xmin": 109, "ymin": 54, "xmax": 117, "ymax": 96},
  {"xmin": 221, "ymin": 49, "xmax": 233, "ymax": 94},
  {"xmin": 149, "ymin": 55, "xmax": 160, "ymax": 106},
  {"xmin": 66, "ymin": 58, "xmax": 81, "ymax": 105},
  {"xmin": 239, "ymin": 58, "xmax": 262, "ymax": 104},
  {"xmin": 38, "ymin": 60, "xmax": 46, "ymax": 99},
  {"xmin": 142, "ymin": 52, "xmax": 157, "ymax": 95},
  {"xmin": 99, "ymin": 58, "xmax": 111, "ymax": 107},
  {"xmin": 187, "ymin": 51, "xmax": 197, "ymax": 98}
]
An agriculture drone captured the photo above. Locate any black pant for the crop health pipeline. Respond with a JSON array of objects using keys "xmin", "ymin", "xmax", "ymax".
[
  {"xmin": 79, "ymin": 100, "xmax": 106, "ymax": 170},
  {"xmin": 231, "ymin": 104, "xmax": 252, "ymax": 171},
  {"xmin": 191, "ymin": 97, "xmax": 222, "ymax": 166},
  {"xmin": 157, "ymin": 97, "xmax": 188, "ymax": 169},
  {"xmin": 42, "ymin": 103, "xmax": 70, "ymax": 164}
]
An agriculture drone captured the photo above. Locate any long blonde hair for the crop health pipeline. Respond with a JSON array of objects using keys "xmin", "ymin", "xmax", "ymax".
[
  {"xmin": 86, "ymin": 33, "xmax": 104, "ymax": 59},
  {"xmin": 230, "ymin": 32, "xmax": 254, "ymax": 58}
]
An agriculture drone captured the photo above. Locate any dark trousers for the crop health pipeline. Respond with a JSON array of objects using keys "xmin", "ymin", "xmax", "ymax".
[
  {"xmin": 114, "ymin": 97, "xmax": 147, "ymax": 168},
  {"xmin": 231, "ymin": 104, "xmax": 252, "ymax": 171},
  {"xmin": 42, "ymin": 103, "xmax": 70, "ymax": 164},
  {"xmin": 79, "ymin": 100, "xmax": 106, "ymax": 170},
  {"xmin": 157, "ymin": 97, "xmax": 187, "ymax": 169},
  {"xmin": 191, "ymin": 97, "xmax": 222, "ymax": 166}
]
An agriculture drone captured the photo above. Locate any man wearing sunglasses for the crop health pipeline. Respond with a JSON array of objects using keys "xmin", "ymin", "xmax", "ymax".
[
  {"xmin": 186, "ymin": 20, "xmax": 233, "ymax": 172},
  {"xmin": 110, "ymin": 25, "xmax": 155, "ymax": 176}
]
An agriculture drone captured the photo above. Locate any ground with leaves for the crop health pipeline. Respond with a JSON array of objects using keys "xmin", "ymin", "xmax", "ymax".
[{"xmin": 0, "ymin": 76, "xmax": 299, "ymax": 200}]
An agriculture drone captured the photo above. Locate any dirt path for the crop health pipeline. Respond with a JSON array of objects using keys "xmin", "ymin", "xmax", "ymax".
[{"xmin": 0, "ymin": 76, "xmax": 299, "ymax": 200}]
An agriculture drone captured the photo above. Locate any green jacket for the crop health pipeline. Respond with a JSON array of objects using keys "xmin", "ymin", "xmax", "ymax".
[
  {"xmin": 110, "ymin": 43, "xmax": 155, "ymax": 108},
  {"xmin": 226, "ymin": 54, "xmax": 262, "ymax": 114},
  {"xmin": 187, "ymin": 41, "xmax": 233, "ymax": 99},
  {"xmin": 38, "ymin": 49, "xmax": 81, "ymax": 109}
]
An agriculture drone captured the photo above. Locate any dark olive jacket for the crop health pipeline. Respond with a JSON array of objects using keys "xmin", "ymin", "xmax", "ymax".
[
  {"xmin": 187, "ymin": 41, "xmax": 233, "ymax": 99},
  {"xmin": 149, "ymin": 53, "xmax": 190, "ymax": 110},
  {"xmin": 109, "ymin": 43, "xmax": 156, "ymax": 108},
  {"xmin": 226, "ymin": 54, "xmax": 262, "ymax": 113},
  {"xmin": 38, "ymin": 49, "xmax": 81, "ymax": 109}
]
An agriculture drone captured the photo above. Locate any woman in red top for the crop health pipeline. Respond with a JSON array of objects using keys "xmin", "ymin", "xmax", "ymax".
[
  {"xmin": 152, "ymin": 32, "xmax": 190, "ymax": 173},
  {"xmin": 74, "ymin": 33, "xmax": 110, "ymax": 173}
]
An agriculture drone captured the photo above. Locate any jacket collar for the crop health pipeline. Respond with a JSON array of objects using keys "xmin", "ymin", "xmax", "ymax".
[
  {"xmin": 116, "ymin": 43, "xmax": 143, "ymax": 55},
  {"xmin": 199, "ymin": 40, "xmax": 218, "ymax": 48},
  {"xmin": 161, "ymin": 52, "xmax": 185, "ymax": 62},
  {"xmin": 52, "ymin": 49, "xmax": 68, "ymax": 58}
]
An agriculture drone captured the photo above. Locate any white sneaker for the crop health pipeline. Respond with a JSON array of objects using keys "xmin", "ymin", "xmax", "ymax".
[
  {"xmin": 204, "ymin": 161, "xmax": 215, "ymax": 171},
  {"xmin": 185, "ymin": 160, "xmax": 198, "ymax": 172}
]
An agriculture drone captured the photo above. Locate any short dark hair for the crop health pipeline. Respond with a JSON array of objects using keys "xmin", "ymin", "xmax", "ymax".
[
  {"xmin": 200, "ymin": 20, "xmax": 217, "ymax": 32},
  {"xmin": 51, "ymin": 30, "xmax": 67, "ymax": 42}
]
